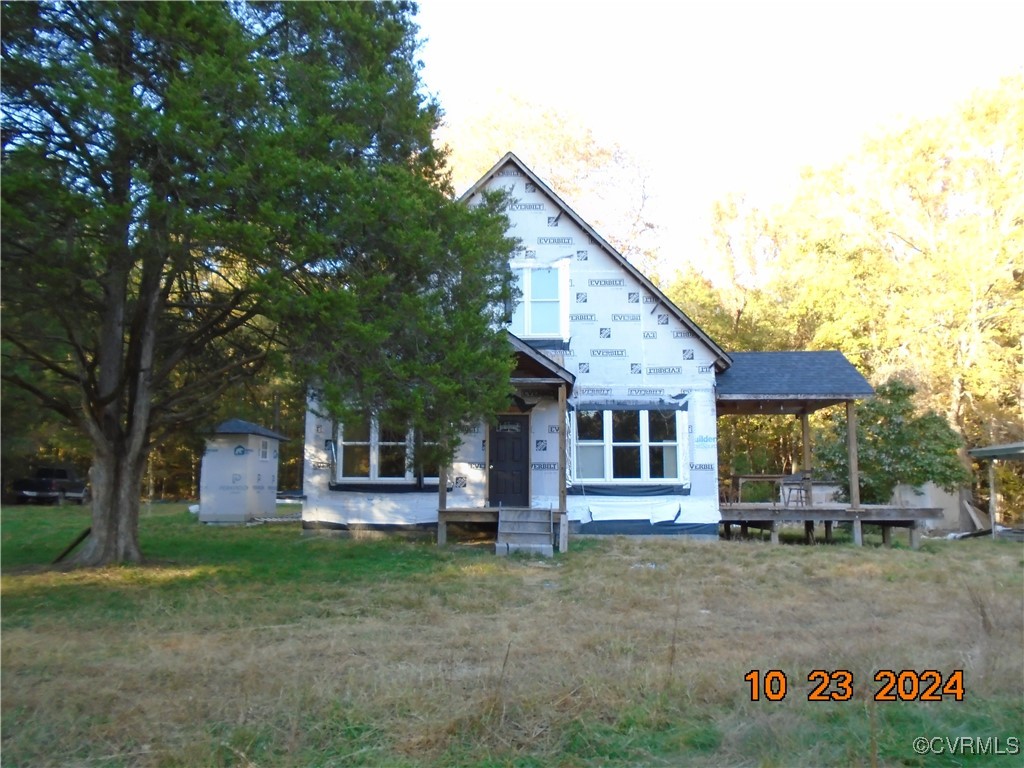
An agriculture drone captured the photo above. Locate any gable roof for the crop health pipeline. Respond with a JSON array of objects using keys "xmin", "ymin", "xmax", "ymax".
[
  {"xmin": 716, "ymin": 351, "xmax": 874, "ymax": 415},
  {"xmin": 213, "ymin": 419, "xmax": 290, "ymax": 441},
  {"xmin": 461, "ymin": 152, "xmax": 732, "ymax": 371},
  {"xmin": 508, "ymin": 331, "xmax": 575, "ymax": 393}
]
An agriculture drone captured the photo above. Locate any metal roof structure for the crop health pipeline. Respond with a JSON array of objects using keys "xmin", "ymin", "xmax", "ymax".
[
  {"xmin": 716, "ymin": 350, "xmax": 875, "ymax": 415},
  {"xmin": 968, "ymin": 442, "xmax": 1024, "ymax": 461}
]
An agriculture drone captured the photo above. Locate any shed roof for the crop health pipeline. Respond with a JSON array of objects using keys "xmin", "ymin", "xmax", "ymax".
[
  {"xmin": 213, "ymin": 419, "xmax": 290, "ymax": 441},
  {"xmin": 968, "ymin": 442, "xmax": 1024, "ymax": 461},
  {"xmin": 716, "ymin": 351, "xmax": 874, "ymax": 415}
]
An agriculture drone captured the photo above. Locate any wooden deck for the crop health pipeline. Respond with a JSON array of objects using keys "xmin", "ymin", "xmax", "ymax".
[
  {"xmin": 720, "ymin": 503, "xmax": 943, "ymax": 549},
  {"xmin": 437, "ymin": 505, "xmax": 942, "ymax": 551}
]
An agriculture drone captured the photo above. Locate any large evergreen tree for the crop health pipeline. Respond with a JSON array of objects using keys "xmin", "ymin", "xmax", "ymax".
[{"xmin": 1, "ymin": 1, "xmax": 515, "ymax": 565}]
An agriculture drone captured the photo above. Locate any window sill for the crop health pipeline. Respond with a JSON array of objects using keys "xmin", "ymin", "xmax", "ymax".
[
  {"xmin": 329, "ymin": 481, "xmax": 440, "ymax": 493},
  {"xmin": 518, "ymin": 337, "xmax": 570, "ymax": 351},
  {"xmin": 567, "ymin": 483, "xmax": 690, "ymax": 497}
]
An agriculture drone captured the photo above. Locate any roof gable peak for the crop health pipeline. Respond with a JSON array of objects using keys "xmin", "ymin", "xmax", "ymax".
[{"xmin": 463, "ymin": 152, "xmax": 731, "ymax": 369}]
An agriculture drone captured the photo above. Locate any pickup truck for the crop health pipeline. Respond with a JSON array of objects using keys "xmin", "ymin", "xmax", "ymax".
[{"xmin": 11, "ymin": 466, "xmax": 90, "ymax": 505}]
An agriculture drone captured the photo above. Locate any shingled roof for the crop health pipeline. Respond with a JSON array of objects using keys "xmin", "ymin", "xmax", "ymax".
[
  {"xmin": 213, "ymin": 419, "xmax": 290, "ymax": 442},
  {"xmin": 716, "ymin": 351, "xmax": 874, "ymax": 415}
]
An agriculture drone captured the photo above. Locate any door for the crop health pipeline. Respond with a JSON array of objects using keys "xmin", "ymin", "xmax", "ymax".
[{"xmin": 489, "ymin": 415, "xmax": 530, "ymax": 507}]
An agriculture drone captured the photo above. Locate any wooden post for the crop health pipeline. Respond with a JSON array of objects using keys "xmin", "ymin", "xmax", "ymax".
[
  {"xmin": 852, "ymin": 518, "xmax": 863, "ymax": 547},
  {"xmin": 438, "ymin": 465, "xmax": 448, "ymax": 512},
  {"xmin": 881, "ymin": 525, "xmax": 892, "ymax": 547},
  {"xmin": 846, "ymin": 401, "xmax": 861, "ymax": 509},
  {"xmin": 989, "ymin": 460, "xmax": 997, "ymax": 540},
  {"xmin": 824, "ymin": 521, "xmax": 834, "ymax": 543},
  {"xmin": 723, "ymin": 522, "xmax": 732, "ymax": 540},
  {"xmin": 801, "ymin": 412, "xmax": 813, "ymax": 507},
  {"xmin": 909, "ymin": 522, "xmax": 921, "ymax": 550},
  {"xmin": 804, "ymin": 520, "xmax": 815, "ymax": 544},
  {"xmin": 557, "ymin": 383, "xmax": 569, "ymax": 552},
  {"xmin": 437, "ymin": 455, "xmax": 448, "ymax": 546},
  {"xmin": 770, "ymin": 521, "xmax": 780, "ymax": 545}
]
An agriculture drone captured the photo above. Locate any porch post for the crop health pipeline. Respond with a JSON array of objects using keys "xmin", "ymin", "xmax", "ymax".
[
  {"xmin": 801, "ymin": 412, "xmax": 813, "ymax": 507},
  {"xmin": 846, "ymin": 401, "xmax": 861, "ymax": 509},
  {"xmin": 847, "ymin": 400, "xmax": 862, "ymax": 547},
  {"xmin": 988, "ymin": 460, "xmax": 997, "ymax": 540},
  {"xmin": 558, "ymin": 383, "xmax": 569, "ymax": 552},
  {"xmin": 437, "ymin": 456, "xmax": 448, "ymax": 546}
]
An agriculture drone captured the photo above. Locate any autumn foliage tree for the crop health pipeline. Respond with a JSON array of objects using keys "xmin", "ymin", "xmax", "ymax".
[
  {"xmin": 1, "ymin": 2, "xmax": 516, "ymax": 565},
  {"xmin": 669, "ymin": 76, "xmax": 1022, "ymax": 510},
  {"xmin": 437, "ymin": 94, "xmax": 662, "ymax": 274}
]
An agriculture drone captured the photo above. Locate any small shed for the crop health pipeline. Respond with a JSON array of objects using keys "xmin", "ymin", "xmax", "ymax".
[{"xmin": 199, "ymin": 419, "xmax": 289, "ymax": 524}]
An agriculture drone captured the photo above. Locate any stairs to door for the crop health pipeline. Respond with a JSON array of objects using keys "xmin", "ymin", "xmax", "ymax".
[{"xmin": 496, "ymin": 507, "xmax": 554, "ymax": 557}]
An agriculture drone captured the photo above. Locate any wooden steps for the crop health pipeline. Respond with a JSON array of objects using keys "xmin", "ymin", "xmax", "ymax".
[{"xmin": 496, "ymin": 507, "xmax": 554, "ymax": 557}]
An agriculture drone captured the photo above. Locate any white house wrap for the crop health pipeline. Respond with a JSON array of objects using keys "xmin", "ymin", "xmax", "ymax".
[
  {"xmin": 200, "ymin": 419, "xmax": 287, "ymax": 524},
  {"xmin": 301, "ymin": 153, "xmax": 730, "ymax": 538}
]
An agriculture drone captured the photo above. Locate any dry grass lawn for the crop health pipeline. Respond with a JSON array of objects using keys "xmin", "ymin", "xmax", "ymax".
[{"xmin": 2, "ymin": 504, "xmax": 1022, "ymax": 767}]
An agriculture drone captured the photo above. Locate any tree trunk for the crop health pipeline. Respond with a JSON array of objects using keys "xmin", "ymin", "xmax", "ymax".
[{"xmin": 68, "ymin": 445, "xmax": 147, "ymax": 566}]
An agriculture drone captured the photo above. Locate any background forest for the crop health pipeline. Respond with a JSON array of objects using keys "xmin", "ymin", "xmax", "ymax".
[
  {"xmin": 3, "ymin": 72, "xmax": 1020, "ymax": 519},
  {"xmin": 667, "ymin": 75, "xmax": 1023, "ymax": 516}
]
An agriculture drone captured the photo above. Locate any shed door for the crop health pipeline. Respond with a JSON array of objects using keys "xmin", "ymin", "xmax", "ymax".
[{"xmin": 488, "ymin": 415, "xmax": 529, "ymax": 507}]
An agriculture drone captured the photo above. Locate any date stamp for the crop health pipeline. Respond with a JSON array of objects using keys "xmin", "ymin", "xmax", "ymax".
[{"xmin": 744, "ymin": 669, "xmax": 965, "ymax": 702}]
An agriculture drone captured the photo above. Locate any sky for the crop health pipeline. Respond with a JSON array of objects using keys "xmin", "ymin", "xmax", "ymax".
[{"xmin": 414, "ymin": 0, "xmax": 1023, "ymax": 263}]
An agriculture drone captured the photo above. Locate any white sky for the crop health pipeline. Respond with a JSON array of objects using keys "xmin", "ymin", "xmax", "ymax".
[{"xmin": 415, "ymin": 0, "xmax": 1023, "ymax": 262}]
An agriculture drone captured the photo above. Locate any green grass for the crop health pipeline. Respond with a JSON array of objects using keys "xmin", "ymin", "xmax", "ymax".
[
  {"xmin": 2, "ymin": 503, "xmax": 1022, "ymax": 767},
  {"xmin": 2, "ymin": 504, "xmax": 459, "ymax": 634}
]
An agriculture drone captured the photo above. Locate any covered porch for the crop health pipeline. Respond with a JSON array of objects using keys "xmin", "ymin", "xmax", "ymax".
[
  {"xmin": 437, "ymin": 333, "xmax": 574, "ymax": 555},
  {"xmin": 714, "ymin": 351, "xmax": 940, "ymax": 548}
]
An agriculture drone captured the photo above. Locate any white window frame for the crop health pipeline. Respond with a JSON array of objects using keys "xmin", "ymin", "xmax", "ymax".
[
  {"xmin": 336, "ymin": 415, "xmax": 439, "ymax": 484},
  {"xmin": 259, "ymin": 439, "xmax": 270, "ymax": 461},
  {"xmin": 509, "ymin": 261, "xmax": 569, "ymax": 340},
  {"xmin": 573, "ymin": 409, "xmax": 688, "ymax": 483}
]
